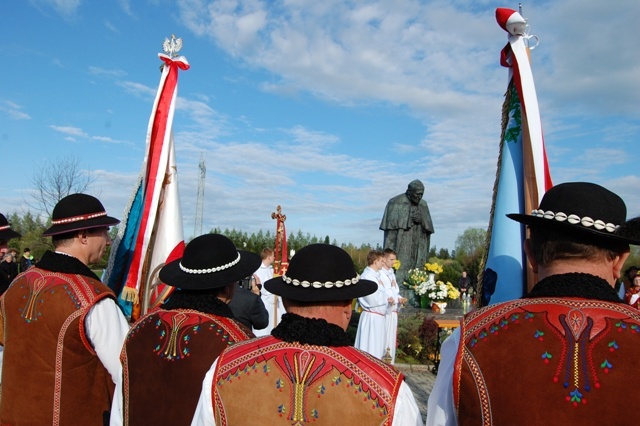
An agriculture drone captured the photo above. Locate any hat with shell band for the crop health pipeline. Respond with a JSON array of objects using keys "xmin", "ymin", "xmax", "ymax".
[
  {"xmin": 264, "ymin": 243, "xmax": 377, "ymax": 302},
  {"xmin": 507, "ymin": 182, "xmax": 640, "ymax": 246},
  {"xmin": 42, "ymin": 193, "xmax": 120, "ymax": 236},
  {"xmin": 159, "ymin": 233, "xmax": 261, "ymax": 290},
  {"xmin": 0, "ymin": 213, "xmax": 21, "ymax": 241}
]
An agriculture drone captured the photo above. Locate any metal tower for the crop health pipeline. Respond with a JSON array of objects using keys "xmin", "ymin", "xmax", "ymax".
[{"xmin": 194, "ymin": 153, "xmax": 206, "ymax": 237}]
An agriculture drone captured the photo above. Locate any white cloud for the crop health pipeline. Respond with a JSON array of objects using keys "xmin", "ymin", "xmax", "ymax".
[
  {"xmin": 528, "ymin": 1, "xmax": 640, "ymax": 118},
  {"xmin": 49, "ymin": 125, "xmax": 88, "ymax": 138},
  {"xmin": 1, "ymin": 101, "xmax": 31, "ymax": 120},
  {"xmin": 117, "ymin": 0, "xmax": 134, "ymax": 17},
  {"xmin": 169, "ymin": 0, "xmax": 640, "ymax": 249},
  {"xmin": 89, "ymin": 66, "xmax": 127, "ymax": 78},
  {"xmin": 104, "ymin": 19, "xmax": 119, "ymax": 33},
  {"xmin": 31, "ymin": 0, "xmax": 82, "ymax": 19},
  {"xmin": 117, "ymin": 81, "xmax": 157, "ymax": 99}
]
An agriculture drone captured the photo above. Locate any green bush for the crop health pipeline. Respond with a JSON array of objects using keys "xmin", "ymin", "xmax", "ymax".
[{"xmin": 396, "ymin": 313, "xmax": 452, "ymax": 365}]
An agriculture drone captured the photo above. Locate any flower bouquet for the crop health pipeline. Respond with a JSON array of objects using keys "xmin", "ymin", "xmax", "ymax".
[
  {"xmin": 403, "ymin": 268, "xmax": 428, "ymax": 307},
  {"xmin": 424, "ymin": 262, "xmax": 444, "ymax": 275},
  {"xmin": 404, "ymin": 268, "xmax": 428, "ymax": 290},
  {"xmin": 422, "ymin": 280, "xmax": 459, "ymax": 313},
  {"xmin": 392, "ymin": 259, "xmax": 401, "ymax": 271}
]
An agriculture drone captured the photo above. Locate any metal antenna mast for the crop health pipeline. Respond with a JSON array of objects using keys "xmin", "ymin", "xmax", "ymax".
[{"xmin": 194, "ymin": 153, "xmax": 206, "ymax": 237}]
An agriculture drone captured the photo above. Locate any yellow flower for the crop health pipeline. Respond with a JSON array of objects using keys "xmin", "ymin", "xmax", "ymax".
[
  {"xmin": 424, "ymin": 262, "xmax": 443, "ymax": 274},
  {"xmin": 393, "ymin": 259, "xmax": 401, "ymax": 270},
  {"xmin": 446, "ymin": 282, "xmax": 460, "ymax": 300}
]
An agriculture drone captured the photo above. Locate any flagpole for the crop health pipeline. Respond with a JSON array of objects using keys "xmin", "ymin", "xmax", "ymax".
[
  {"xmin": 479, "ymin": 8, "xmax": 552, "ymax": 306},
  {"xmin": 105, "ymin": 36, "xmax": 188, "ymax": 320}
]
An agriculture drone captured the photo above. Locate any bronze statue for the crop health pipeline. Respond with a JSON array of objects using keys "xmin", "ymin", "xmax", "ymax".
[{"xmin": 379, "ymin": 180, "xmax": 434, "ymax": 284}]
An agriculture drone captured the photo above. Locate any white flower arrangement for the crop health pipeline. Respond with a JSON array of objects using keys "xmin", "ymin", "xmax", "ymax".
[{"xmin": 416, "ymin": 278, "xmax": 459, "ymax": 302}]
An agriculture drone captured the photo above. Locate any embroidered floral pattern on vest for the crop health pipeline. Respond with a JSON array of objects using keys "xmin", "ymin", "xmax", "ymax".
[
  {"xmin": 126, "ymin": 310, "xmax": 247, "ymax": 361},
  {"xmin": 458, "ymin": 298, "xmax": 640, "ymax": 412},
  {"xmin": 214, "ymin": 337, "xmax": 402, "ymax": 425}
]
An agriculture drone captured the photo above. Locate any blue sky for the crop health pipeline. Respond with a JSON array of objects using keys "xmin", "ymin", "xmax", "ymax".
[{"xmin": 2, "ymin": 0, "xmax": 639, "ymax": 251}]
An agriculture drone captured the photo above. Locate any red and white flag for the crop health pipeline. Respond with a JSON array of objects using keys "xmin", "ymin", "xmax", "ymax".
[{"xmin": 117, "ymin": 40, "xmax": 188, "ymax": 313}]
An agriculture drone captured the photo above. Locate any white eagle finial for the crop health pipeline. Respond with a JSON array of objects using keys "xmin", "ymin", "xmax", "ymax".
[{"xmin": 162, "ymin": 35, "xmax": 183, "ymax": 58}]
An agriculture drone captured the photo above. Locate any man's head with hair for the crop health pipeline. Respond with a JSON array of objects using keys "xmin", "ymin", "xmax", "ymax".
[
  {"xmin": 51, "ymin": 227, "xmax": 112, "ymax": 265},
  {"xmin": 527, "ymin": 226, "xmax": 626, "ymax": 267},
  {"xmin": 509, "ymin": 182, "xmax": 640, "ymax": 287},
  {"xmin": 260, "ymin": 247, "xmax": 275, "ymax": 265},
  {"xmin": 382, "ymin": 248, "xmax": 397, "ymax": 269},
  {"xmin": 366, "ymin": 250, "xmax": 383, "ymax": 268}
]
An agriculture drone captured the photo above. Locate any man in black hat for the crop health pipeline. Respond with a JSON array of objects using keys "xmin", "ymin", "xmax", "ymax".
[
  {"xmin": 0, "ymin": 213, "xmax": 21, "ymax": 263},
  {"xmin": 192, "ymin": 243, "xmax": 422, "ymax": 425},
  {"xmin": 111, "ymin": 233, "xmax": 260, "ymax": 426},
  {"xmin": 0, "ymin": 193, "xmax": 129, "ymax": 425},
  {"xmin": 427, "ymin": 182, "xmax": 640, "ymax": 425}
]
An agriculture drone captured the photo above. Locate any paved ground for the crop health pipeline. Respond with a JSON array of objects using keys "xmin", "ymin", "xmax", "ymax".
[{"xmin": 396, "ymin": 363, "xmax": 436, "ymax": 423}]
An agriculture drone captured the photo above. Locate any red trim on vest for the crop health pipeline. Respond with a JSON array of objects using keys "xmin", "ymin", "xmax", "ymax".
[
  {"xmin": 454, "ymin": 297, "xmax": 640, "ymax": 422},
  {"xmin": 212, "ymin": 336, "xmax": 404, "ymax": 425}
]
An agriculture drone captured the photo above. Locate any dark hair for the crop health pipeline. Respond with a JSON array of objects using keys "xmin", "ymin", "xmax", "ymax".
[
  {"xmin": 162, "ymin": 287, "xmax": 225, "ymax": 312},
  {"xmin": 529, "ymin": 226, "xmax": 625, "ymax": 266},
  {"xmin": 51, "ymin": 231, "xmax": 78, "ymax": 248},
  {"xmin": 24, "ymin": 248, "xmax": 30, "ymax": 252},
  {"xmin": 383, "ymin": 248, "xmax": 397, "ymax": 256}
]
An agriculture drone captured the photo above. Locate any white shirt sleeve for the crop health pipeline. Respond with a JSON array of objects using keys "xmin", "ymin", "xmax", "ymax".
[
  {"xmin": 426, "ymin": 328, "xmax": 460, "ymax": 426},
  {"xmin": 357, "ymin": 286, "xmax": 389, "ymax": 314},
  {"xmin": 393, "ymin": 381, "xmax": 423, "ymax": 426},
  {"xmin": 85, "ymin": 298, "xmax": 130, "ymax": 426},
  {"xmin": 191, "ymin": 359, "xmax": 218, "ymax": 426}
]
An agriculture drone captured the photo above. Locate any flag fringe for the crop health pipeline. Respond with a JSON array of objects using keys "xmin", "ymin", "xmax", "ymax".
[
  {"xmin": 120, "ymin": 286, "xmax": 139, "ymax": 304},
  {"xmin": 104, "ymin": 171, "xmax": 144, "ymax": 281}
]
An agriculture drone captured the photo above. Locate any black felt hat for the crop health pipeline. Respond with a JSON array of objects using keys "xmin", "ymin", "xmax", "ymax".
[
  {"xmin": 265, "ymin": 244, "xmax": 377, "ymax": 302},
  {"xmin": 42, "ymin": 193, "xmax": 120, "ymax": 236},
  {"xmin": 0, "ymin": 214, "xmax": 21, "ymax": 241},
  {"xmin": 507, "ymin": 182, "xmax": 640, "ymax": 246},
  {"xmin": 159, "ymin": 234, "xmax": 261, "ymax": 290}
]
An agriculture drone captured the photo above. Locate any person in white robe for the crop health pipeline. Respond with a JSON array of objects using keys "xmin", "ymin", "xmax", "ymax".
[
  {"xmin": 354, "ymin": 250, "xmax": 392, "ymax": 359},
  {"xmin": 380, "ymin": 248, "xmax": 406, "ymax": 364},
  {"xmin": 252, "ymin": 247, "xmax": 285, "ymax": 336}
]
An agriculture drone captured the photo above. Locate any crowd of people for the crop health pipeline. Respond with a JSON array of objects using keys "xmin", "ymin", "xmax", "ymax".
[{"xmin": 1, "ymin": 180, "xmax": 640, "ymax": 425}]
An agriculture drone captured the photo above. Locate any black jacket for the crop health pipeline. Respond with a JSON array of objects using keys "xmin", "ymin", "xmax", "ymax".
[
  {"xmin": 0, "ymin": 261, "xmax": 19, "ymax": 295},
  {"xmin": 229, "ymin": 284, "xmax": 269, "ymax": 330}
]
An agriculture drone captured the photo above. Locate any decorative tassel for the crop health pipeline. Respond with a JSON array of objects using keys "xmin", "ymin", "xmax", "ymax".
[{"xmin": 121, "ymin": 286, "xmax": 139, "ymax": 304}]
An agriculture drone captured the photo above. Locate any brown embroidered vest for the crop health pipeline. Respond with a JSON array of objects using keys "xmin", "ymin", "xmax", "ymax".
[
  {"xmin": 121, "ymin": 309, "xmax": 253, "ymax": 426},
  {"xmin": 454, "ymin": 298, "xmax": 640, "ymax": 425},
  {"xmin": 0, "ymin": 267, "xmax": 116, "ymax": 425},
  {"xmin": 212, "ymin": 335, "xmax": 404, "ymax": 425}
]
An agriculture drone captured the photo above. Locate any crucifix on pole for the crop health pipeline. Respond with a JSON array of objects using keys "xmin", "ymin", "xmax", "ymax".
[{"xmin": 271, "ymin": 205, "xmax": 288, "ymax": 276}]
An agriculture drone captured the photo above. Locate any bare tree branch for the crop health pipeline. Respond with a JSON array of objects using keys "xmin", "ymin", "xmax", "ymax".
[{"xmin": 27, "ymin": 155, "xmax": 96, "ymax": 216}]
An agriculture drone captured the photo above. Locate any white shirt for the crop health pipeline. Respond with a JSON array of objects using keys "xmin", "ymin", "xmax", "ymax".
[
  {"xmin": 252, "ymin": 263, "xmax": 284, "ymax": 337},
  {"xmin": 253, "ymin": 263, "xmax": 273, "ymax": 286},
  {"xmin": 92, "ymin": 299, "xmax": 131, "ymax": 426},
  {"xmin": 191, "ymin": 357, "xmax": 423, "ymax": 426},
  {"xmin": 426, "ymin": 328, "xmax": 460, "ymax": 426},
  {"xmin": 381, "ymin": 267, "xmax": 401, "ymax": 311}
]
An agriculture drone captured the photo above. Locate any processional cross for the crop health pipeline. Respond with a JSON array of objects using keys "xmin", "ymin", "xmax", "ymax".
[{"xmin": 271, "ymin": 205, "xmax": 288, "ymax": 276}]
